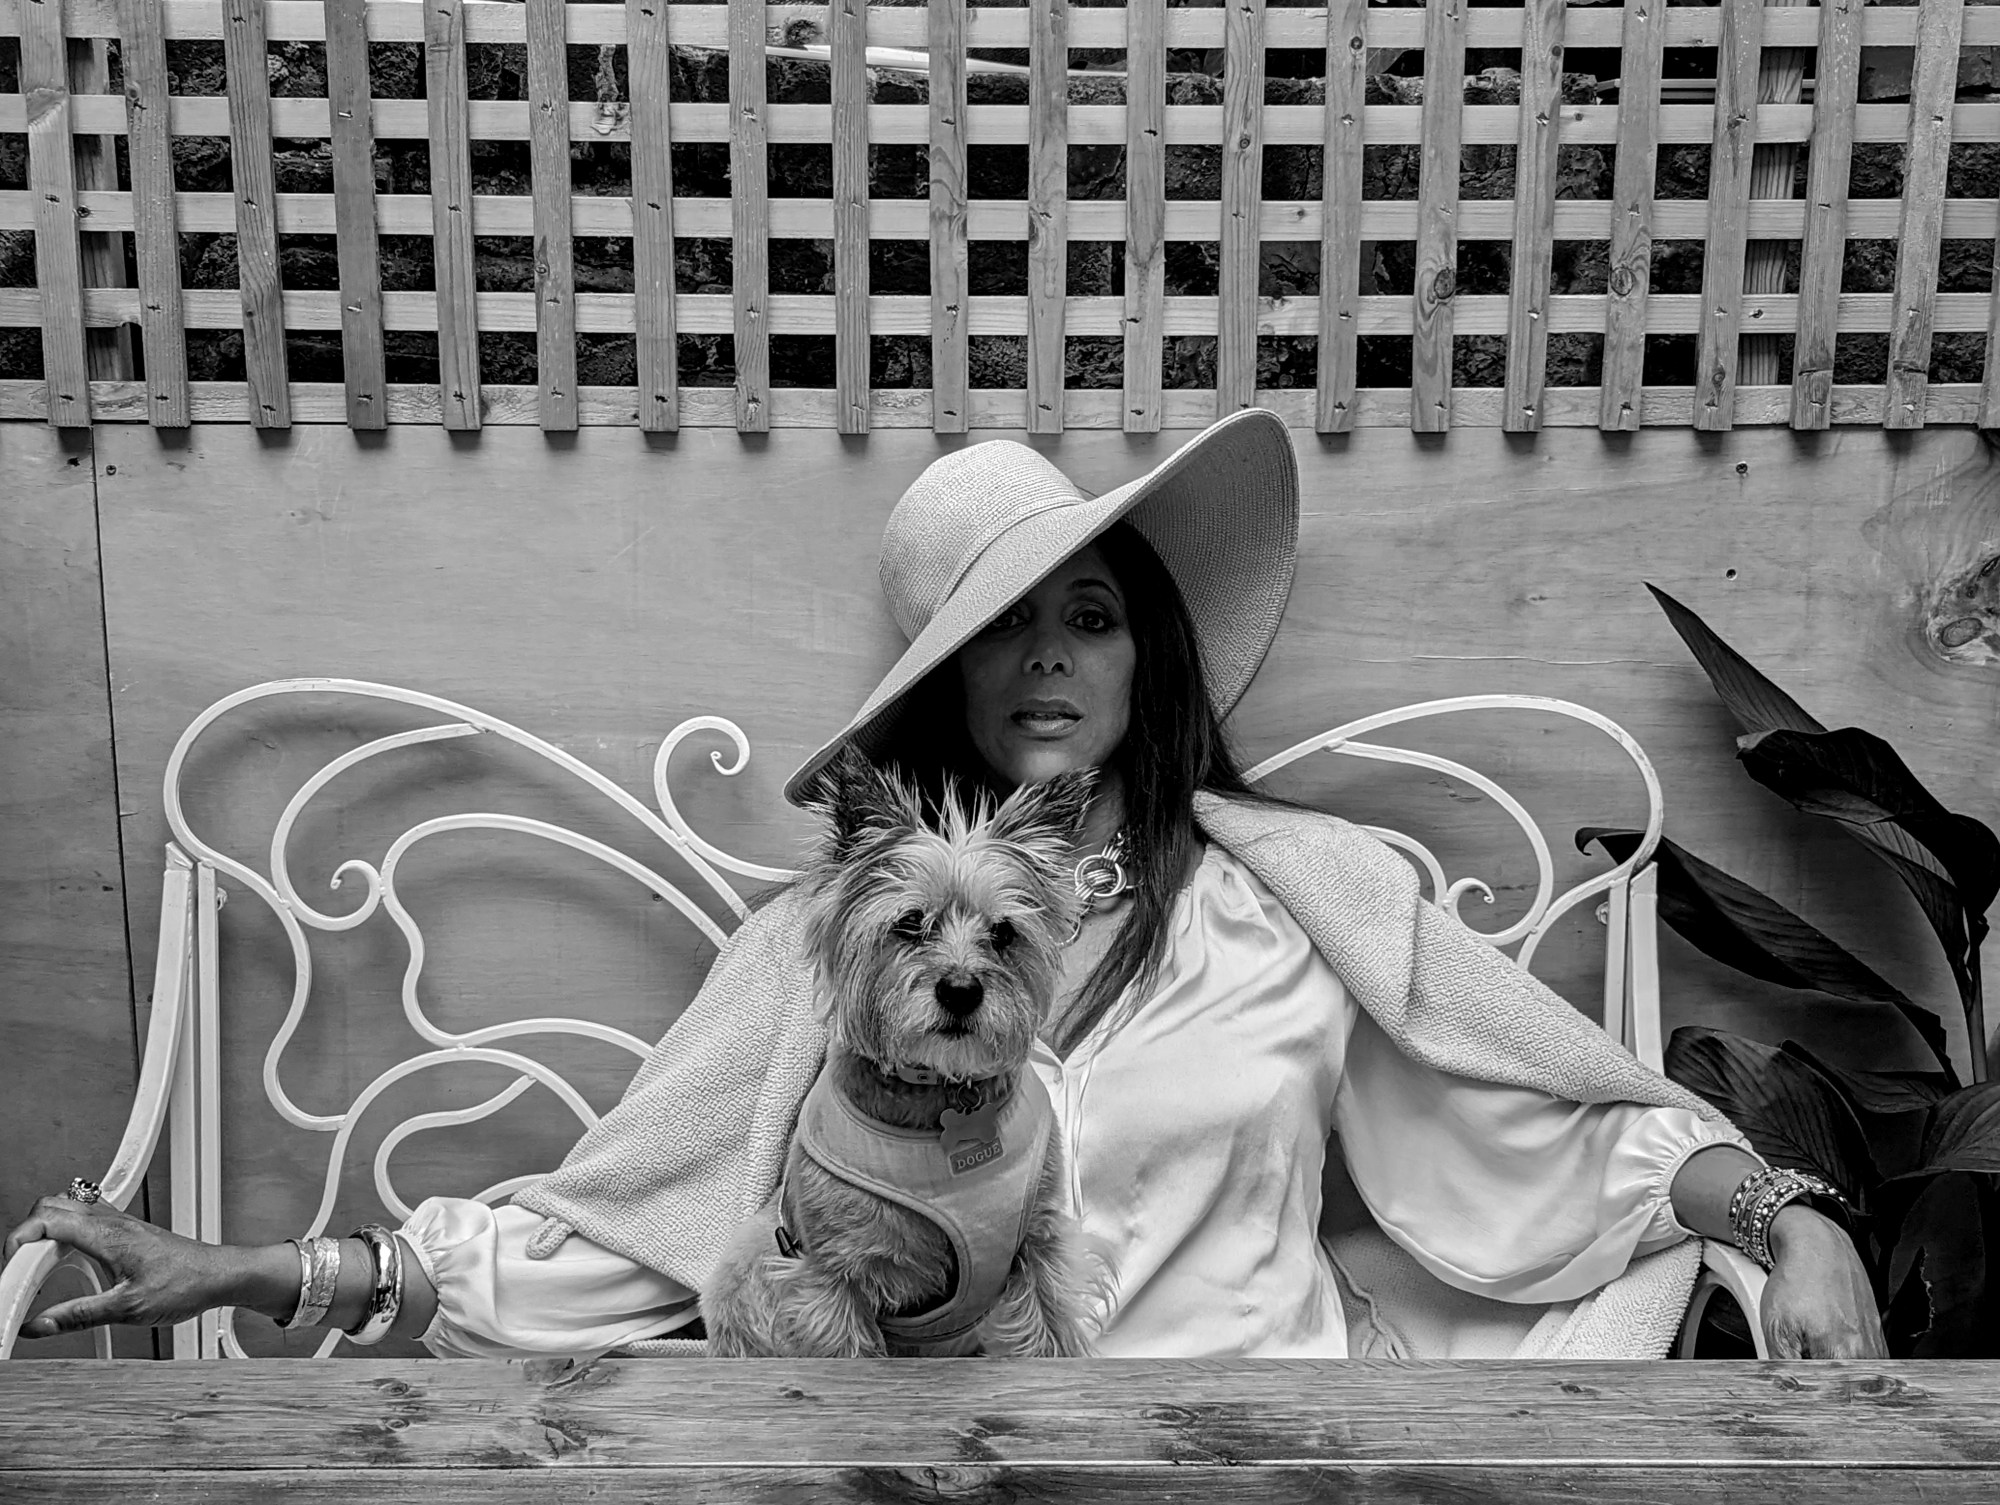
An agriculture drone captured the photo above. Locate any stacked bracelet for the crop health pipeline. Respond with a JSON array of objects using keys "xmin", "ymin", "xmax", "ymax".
[
  {"xmin": 343, "ymin": 1225, "xmax": 406, "ymax": 1345},
  {"xmin": 1728, "ymin": 1166, "xmax": 1845, "ymax": 1270},
  {"xmin": 275, "ymin": 1235, "xmax": 341, "ymax": 1330}
]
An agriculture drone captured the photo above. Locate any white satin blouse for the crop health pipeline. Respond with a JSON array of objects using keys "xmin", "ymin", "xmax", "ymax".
[{"xmin": 402, "ymin": 844, "xmax": 1748, "ymax": 1359}]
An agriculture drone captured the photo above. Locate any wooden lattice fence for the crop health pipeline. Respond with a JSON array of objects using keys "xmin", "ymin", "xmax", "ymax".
[{"xmin": 1, "ymin": 0, "xmax": 1996, "ymax": 431}]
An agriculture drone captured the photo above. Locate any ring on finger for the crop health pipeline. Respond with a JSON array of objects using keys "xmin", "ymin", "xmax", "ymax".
[{"xmin": 65, "ymin": 1177, "xmax": 103, "ymax": 1206}]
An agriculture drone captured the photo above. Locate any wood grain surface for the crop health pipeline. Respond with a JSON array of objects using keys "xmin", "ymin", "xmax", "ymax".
[
  {"xmin": 117, "ymin": 0, "xmax": 189, "ymax": 427},
  {"xmin": 43, "ymin": 420, "xmax": 1992, "ymax": 1304},
  {"xmin": 830, "ymin": 0, "xmax": 868, "ymax": 435},
  {"xmin": 1691, "ymin": 0, "xmax": 1762, "ymax": 434},
  {"xmin": 325, "ymin": 0, "xmax": 385, "ymax": 429},
  {"xmin": 926, "ymin": 0, "xmax": 969, "ymax": 434},
  {"xmin": 1026, "ymin": 0, "xmax": 1069, "ymax": 435},
  {"xmin": 1790, "ymin": 0, "xmax": 1863, "ymax": 431},
  {"xmin": 1409, "ymin": 0, "xmax": 1466, "ymax": 434},
  {"xmin": 627, "ymin": 0, "xmax": 677, "ymax": 433},
  {"xmin": 1883, "ymin": 0, "xmax": 1966, "ymax": 432},
  {"xmin": 0, "ymin": 1357, "xmax": 1995, "ymax": 1473},
  {"xmin": 423, "ymin": 0, "xmax": 481, "ymax": 431},
  {"xmin": 220, "ymin": 0, "xmax": 290, "ymax": 428},
  {"xmin": 1501, "ymin": 0, "xmax": 1563, "ymax": 434},
  {"xmin": 729, "ymin": 0, "xmax": 771, "ymax": 433},
  {"xmin": 21, "ymin": 0, "xmax": 89, "ymax": 427},
  {"xmin": 524, "ymin": 0, "xmax": 577, "ymax": 433},
  {"xmin": 1315, "ymin": 0, "xmax": 1366, "ymax": 434},
  {"xmin": 1121, "ymin": 0, "xmax": 1165, "ymax": 435},
  {"xmin": 0, "ymin": 426, "xmax": 147, "ymax": 1360},
  {"xmin": 1215, "ymin": 0, "xmax": 1265, "ymax": 417},
  {"xmin": 1598, "ymin": 0, "xmax": 1665, "ymax": 432}
]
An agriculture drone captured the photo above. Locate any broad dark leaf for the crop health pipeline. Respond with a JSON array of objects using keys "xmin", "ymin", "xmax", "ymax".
[
  {"xmin": 1778, "ymin": 1041, "xmax": 1953, "ymax": 1116},
  {"xmin": 1665, "ymin": 1026, "xmax": 1878, "ymax": 1203},
  {"xmin": 1885, "ymin": 1171, "xmax": 1993, "ymax": 1359},
  {"xmin": 1917, "ymin": 1083, "xmax": 2000, "ymax": 1177},
  {"xmin": 1738, "ymin": 726, "xmax": 1999, "ymax": 1028},
  {"xmin": 1581, "ymin": 828, "xmax": 1956, "ymax": 1078},
  {"xmin": 1645, "ymin": 584, "xmax": 1826, "ymax": 738}
]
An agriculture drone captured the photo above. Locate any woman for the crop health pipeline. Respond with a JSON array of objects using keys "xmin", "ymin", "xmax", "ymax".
[{"xmin": 7, "ymin": 410, "xmax": 1883, "ymax": 1360}]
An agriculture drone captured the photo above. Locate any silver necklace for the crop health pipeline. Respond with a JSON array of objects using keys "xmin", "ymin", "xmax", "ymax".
[{"xmin": 1067, "ymin": 831, "xmax": 1132, "ymax": 943}]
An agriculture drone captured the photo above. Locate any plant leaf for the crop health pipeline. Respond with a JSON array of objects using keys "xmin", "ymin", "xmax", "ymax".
[
  {"xmin": 1916, "ymin": 1083, "xmax": 2000, "ymax": 1177},
  {"xmin": 1884, "ymin": 1171, "xmax": 1991, "ymax": 1358},
  {"xmin": 1580, "ymin": 828, "xmax": 1956, "ymax": 1079},
  {"xmin": 1645, "ymin": 583, "xmax": 1826, "ymax": 737},
  {"xmin": 1736, "ymin": 726, "xmax": 1999, "ymax": 1032},
  {"xmin": 1777, "ymin": 1041, "xmax": 1954, "ymax": 1116},
  {"xmin": 1665, "ymin": 1026, "xmax": 1879, "ymax": 1203}
]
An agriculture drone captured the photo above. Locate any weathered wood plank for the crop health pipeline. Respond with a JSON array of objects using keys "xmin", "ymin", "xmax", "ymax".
[
  {"xmin": 325, "ymin": 0, "xmax": 385, "ymax": 429},
  {"xmin": 1410, "ymin": 0, "xmax": 1466, "ymax": 433},
  {"xmin": 525, "ymin": 0, "xmax": 577, "ymax": 432},
  {"xmin": 830, "ymin": 0, "xmax": 867, "ymax": 434},
  {"xmin": 21, "ymin": 0, "xmax": 91, "ymax": 427},
  {"xmin": 1791, "ymin": 0, "xmax": 1862, "ymax": 431},
  {"xmin": 1215, "ymin": 0, "xmax": 1264, "ymax": 417},
  {"xmin": 1599, "ymin": 0, "xmax": 1665, "ymax": 431},
  {"xmin": 1121, "ymin": 0, "xmax": 1165, "ymax": 434},
  {"xmin": 927, "ymin": 0, "xmax": 968, "ymax": 432},
  {"xmin": 1883, "ymin": 0, "xmax": 1966, "ymax": 431},
  {"xmin": 221, "ymin": 0, "xmax": 289, "ymax": 427},
  {"xmin": 423, "ymin": 0, "xmax": 480, "ymax": 430},
  {"xmin": 730, "ymin": 0, "xmax": 771, "ymax": 432},
  {"xmin": 8, "ymin": 1464, "xmax": 1995, "ymax": 1504},
  {"xmin": 1316, "ymin": 0, "xmax": 1367, "ymax": 434},
  {"xmin": 117, "ymin": 0, "xmax": 189, "ymax": 427},
  {"xmin": 628, "ymin": 0, "xmax": 677, "ymax": 432},
  {"xmin": 1691, "ymin": 0, "xmax": 1762, "ymax": 433},
  {"xmin": 1503, "ymin": 0, "xmax": 1564, "ymax": 433},
  {"xmin": 1, "ymin": 1359, "xmax": 1997, "ymax": 1470},
  {"xmin": 1737, "ymin": 0, "xmax": 1809, "ymax": 390},
  {"xmin": 1026, "ymin": 0, "xmax": 1069, "ymax": 434},
  {"xmin": 67, "ymin": 37, "xmax": 133, "ymax": 382}
]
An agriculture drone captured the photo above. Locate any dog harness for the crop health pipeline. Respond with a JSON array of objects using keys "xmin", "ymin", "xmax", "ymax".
[{"xmin": 778, "ymin": 1065, "xmax": 1056, "ymax": 1346}]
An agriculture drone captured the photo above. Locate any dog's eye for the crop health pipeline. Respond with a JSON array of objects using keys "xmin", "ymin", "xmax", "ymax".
[
  {"xmin": 988, "ymin": 919, "xmax": 1017, "ymax": 953},
  {"xmin": 891, "ymin": 909, "xmax": 928, "ymax": 942}
]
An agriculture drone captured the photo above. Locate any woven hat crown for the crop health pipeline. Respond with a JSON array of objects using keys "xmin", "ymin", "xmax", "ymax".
[{"xmin": 878, "ymin": 441, "xmax": 1093, "ymax": 643}]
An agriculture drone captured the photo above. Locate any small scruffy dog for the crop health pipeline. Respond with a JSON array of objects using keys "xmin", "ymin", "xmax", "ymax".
[{"xmin": 702, "ymin": 749, "xmax": 1097, "ymax": 1358}]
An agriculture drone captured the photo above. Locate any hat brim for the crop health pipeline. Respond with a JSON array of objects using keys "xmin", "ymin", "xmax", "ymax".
[{"xmin": 783, "ymin": 407, "xmax": 1300, "ymax": 805}]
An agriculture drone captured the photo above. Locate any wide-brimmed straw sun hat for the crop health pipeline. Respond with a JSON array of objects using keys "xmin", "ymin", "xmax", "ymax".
[{"xmin": 783, "ymin": 407, "xmax": 1301, "ymax": 805}]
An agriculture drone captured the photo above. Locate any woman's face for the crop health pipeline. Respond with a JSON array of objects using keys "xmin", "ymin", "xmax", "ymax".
[{"xmin": 955, "ymin": 543, "xmax": 1137, "ymax": 790}]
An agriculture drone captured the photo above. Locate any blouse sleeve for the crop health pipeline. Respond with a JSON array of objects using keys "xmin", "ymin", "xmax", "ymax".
[
  {"xmin": 400, "ymin": 1197, "xmax": 702, "ymax": 1359},
  {"xmin": 1331, "ymin": 1007, "xmax": 1755, "ymax": 1305}
]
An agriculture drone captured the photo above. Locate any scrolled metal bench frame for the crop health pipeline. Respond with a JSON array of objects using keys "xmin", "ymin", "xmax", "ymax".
[{"xmin": 0, "ymin": 680, "xmax": 1766, "ymax": 1361}]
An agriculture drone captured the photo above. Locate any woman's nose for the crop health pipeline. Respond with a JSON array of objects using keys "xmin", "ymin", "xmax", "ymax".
[{"xmin": 1024, "ymin": 634, "xmax": 1071, "ymax": 676}]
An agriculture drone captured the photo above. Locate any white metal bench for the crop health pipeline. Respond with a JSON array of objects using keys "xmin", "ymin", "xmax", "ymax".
[{"xmin": 0, "ymin": 681, "xmax": 1768, "ymax": 1361}]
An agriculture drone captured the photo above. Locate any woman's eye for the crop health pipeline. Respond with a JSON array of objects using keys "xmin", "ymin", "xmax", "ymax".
[
  {"xmin": 988, "ymin": 919, "xmax": 1017, "ymax": 952},
  {"xmin": 892, "ymin": 910, "xmax": 928, "ymax": 942},
  {"xmin": 979, "ymin": 604, "xmax": 1028, "ymax": 635},
  {"xmin": 1071, "ymin": 606, "xmax": 1115, "ymax": 633}
]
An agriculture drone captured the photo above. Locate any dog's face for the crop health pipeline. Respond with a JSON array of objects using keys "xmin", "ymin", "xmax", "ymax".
[{"xmin": 801, "ymin": 751, "xmax": 1095, "ymax": 1079}]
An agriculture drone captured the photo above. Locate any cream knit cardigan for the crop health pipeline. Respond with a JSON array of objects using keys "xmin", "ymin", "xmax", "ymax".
[{"xmin": 514, "ymin": 793, "xmax": 1732, "ymax": 1359}]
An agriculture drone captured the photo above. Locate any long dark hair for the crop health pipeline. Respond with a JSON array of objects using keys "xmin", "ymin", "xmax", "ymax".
[{"xmin": 874, "ymin": 520, "xmax": 1265, "ymax": 1055}]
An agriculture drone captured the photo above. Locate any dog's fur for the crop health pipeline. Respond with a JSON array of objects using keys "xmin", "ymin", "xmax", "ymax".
[{"xmin": 701, "ymin": 750, "xmax": 1097, "ymax": 1358}]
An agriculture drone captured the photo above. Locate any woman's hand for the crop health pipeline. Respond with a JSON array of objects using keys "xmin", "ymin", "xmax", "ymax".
[
  {"xmin": 1759, "ymin": 1204, "xmax": 1887, "ymax": 1360},
  {"xmin": 2, "ymin": 1196, "xmax": 294, "ymax": 1338}
]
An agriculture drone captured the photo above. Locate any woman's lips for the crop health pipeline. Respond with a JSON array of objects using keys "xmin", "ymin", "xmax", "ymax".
[{"xmin": 1011, "ymin": 703, "xmax": 1082, "ymax": 737}]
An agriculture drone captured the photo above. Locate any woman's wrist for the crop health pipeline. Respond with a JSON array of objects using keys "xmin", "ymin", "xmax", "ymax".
[
  {"xmin": 235, "ymin": 1241, "xmax": 315, "ymax": 1322},
  {"xmin": 1767, "ymin": 1201, "xmax": 1842, "ymax": 1261}
]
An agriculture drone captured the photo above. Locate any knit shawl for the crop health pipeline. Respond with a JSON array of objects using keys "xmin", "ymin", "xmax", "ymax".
[{"xmin": 513, "ymin": 793, "xmax": 1727, "ymax": 1358}]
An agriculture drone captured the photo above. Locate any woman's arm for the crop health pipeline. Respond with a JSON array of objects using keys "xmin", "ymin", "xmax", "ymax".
[{"xmin": 1668, "ymin": 1142, "xmax": 1885, "ymax": 1360}]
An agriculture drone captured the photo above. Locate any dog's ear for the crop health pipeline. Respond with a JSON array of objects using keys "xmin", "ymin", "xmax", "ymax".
[
  {"xmin": 991, "ymin": 766, "xmax": 1098, "ymax": 854},
  {"xmin": 803, "ymin": 745, "xmax": 923, "ymax": 862}
]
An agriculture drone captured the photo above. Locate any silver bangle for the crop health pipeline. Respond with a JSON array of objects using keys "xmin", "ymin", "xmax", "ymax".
[
  {"xmin": 275, "ymin": 1235, "xmax": 340, "ymax": 1329},
  {"xmin": 1729, "ymin": 1167, "xmax": 1843, "ymax": 1270},
  {"xmin": 342, "ymin": 1226, "xmax": 404, "ymax": 1345}
]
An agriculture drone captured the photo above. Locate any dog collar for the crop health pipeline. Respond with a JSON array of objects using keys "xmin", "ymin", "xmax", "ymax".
[{"xmin": 873, "ymin": 1060, "xmax": 1011, "ymax": 1113}]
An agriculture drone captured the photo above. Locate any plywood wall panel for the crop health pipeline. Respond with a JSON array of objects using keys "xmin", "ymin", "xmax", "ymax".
[
  {"xmin": 67, "ymin": 423, "xmax": 2000, "ymax": 1354},
  {"xmin": 0, "ymin": 424, "xmax": 149, "ymax": 1357}
]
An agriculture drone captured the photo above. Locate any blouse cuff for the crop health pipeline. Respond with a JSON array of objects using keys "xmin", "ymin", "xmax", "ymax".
[
  {"xmin": 1628, "ymin": 1110, "xmax": 1758, "ymax": 1251},
  {"xmin": 401, "ymin": 1196, "xmax": 701, "ymax": 1360}
]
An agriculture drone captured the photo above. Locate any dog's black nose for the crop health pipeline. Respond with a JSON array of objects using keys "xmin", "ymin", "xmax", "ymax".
[{"xmin": 934, "ymin": 976, "xmax": 984, "ymax": 1018}]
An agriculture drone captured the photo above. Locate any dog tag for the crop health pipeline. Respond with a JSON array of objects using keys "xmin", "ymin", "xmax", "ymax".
[{"xmin": 940, "ymin": 1102, "xmax": 1004, "ymax": 1176}]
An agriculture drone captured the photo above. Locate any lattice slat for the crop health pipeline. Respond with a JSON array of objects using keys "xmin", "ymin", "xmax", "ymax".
[{"xmin": 3, "ymin": 0, "xmax": 1998, "ymax": 432}]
